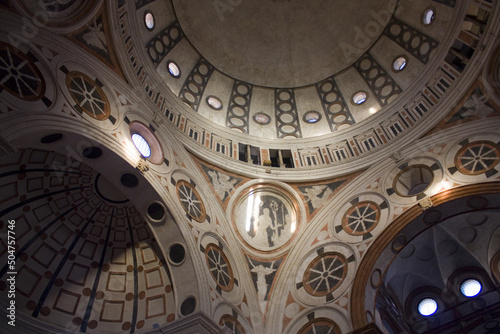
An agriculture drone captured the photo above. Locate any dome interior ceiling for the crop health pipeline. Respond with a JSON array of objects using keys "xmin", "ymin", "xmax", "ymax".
[{"xmin": 144, "ymin": 0, "xmax": 456, "ymax": 141}]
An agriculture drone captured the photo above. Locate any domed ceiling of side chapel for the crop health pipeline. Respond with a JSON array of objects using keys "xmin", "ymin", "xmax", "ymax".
[{"xmin": 0, "ymin": 0, "xmax": 500, "ymax": 333}]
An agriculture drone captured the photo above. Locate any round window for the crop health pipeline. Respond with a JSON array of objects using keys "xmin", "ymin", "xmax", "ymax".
[
  {"xmin": 168, "ymin": 61, "xmax": 181, "ymax": 78},
  {"xmin": 393, "ymin": 56, "xmax": 407, "ymax": 71},
  {"xmin": 253, "ymin": 113, "xmax": 271, "ymax": 125},
  {"xmin": 131, "ymin": 133, "xmax": 151, "ymax": 158},
  {"xmin": 353, "ymin": 92, "xmax": 367, "ymax": 105},
  {"xmin": 460, "ymin": 278, "xmax": 482, "ymax": 297},
  {"xmin": 207, "ymin": 96, "xmax": 223, "ymax": 110},
  {"xmin": 144, "ymin": 11, "xmax": 154, "ymax": 30},
  {"xmin": 303, "ymin": 111, "xmax": 321, "ymax": 123},
  {"xmin": 418, "ymin": 298, "xmax": 438, "ymax": 316},
  {"xmin": 423, "ymin": 9, "xmax": 435, "ymax": 25}
]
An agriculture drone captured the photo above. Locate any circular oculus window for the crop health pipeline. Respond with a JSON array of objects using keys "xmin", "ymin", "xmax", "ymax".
[
  {"xmin": 66, "ymin": 71, "xmax": 110, "ymax": 120},
  {"xmin": 144, "ymin": 11, "xmax": 154, "ymax": 30},
  {"xmin": 393, "ymin": 56, "xmax": 407, "ymax": 71},
  {"xmin": 342, "ymin": 201, "xmax": 380, "ymax": 236},
  {"xmin": 206, "ymin": 96, "xmax": 223, "ymax": 110},
  {"xmin": 455, "ymin": 141, "xmax": 500, "ymax": 175},
  {"xmin": 423, "ymin": 9, "xmax": 435, "ymax": 25},
  {"xmin": 253, "ymin": 113, "xmax": 271, "ymax": 125},
  {"xmin": 176, "ymin": 180, "xmax": 207, "ymax": 223},
  {"xmin": 353, "ymin": 91, "xmax": 367, "ymax": 105},
  {"xmin": 204, "ymin": 243, "xmax": 235, "ymax": 292},
  {"xmin": 303, "ymin": 111, "xmax": 321, "ymax": 123},
  {"xmin": 393, "ymin": 165, "xmax": 434, "ymax": 197},
  {"xmin": 302, "ymin": 252, "xmax": 347, "ymax": 297},
  {"xmin": 167, "ymin": 61, "xmax": 181, "ymax": 78},
  {"xmin": 0, "ymin": 42, "xmax": 46, "ymax": 101}
]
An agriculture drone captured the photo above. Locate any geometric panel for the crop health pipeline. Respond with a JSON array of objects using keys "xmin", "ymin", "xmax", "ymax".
[
  {"xmin": 0, "ymin": 42, "xmax": 45, "ymax": 100},
  {"xmin": 205, "ymin": 243, "xmax": 234, "ymax": 292},
  {"xmin": 106, "ymin": 272, "xmax": 126, "ymax": 292},
  {"xmin": 78, "ymin": 240, "xmax": 98, "ymax": 259},
  {"xmin": 295, "ymin": 243, "xmax": 355, "ymax": 304},
  {"xmin": 27, "ymin": 177, "xmax": 44, "ymax": 192},
  {"xmin": 226, "ymin": 80, "xmax": 253, "ymax": 133},
  {"xmin": 53, "ymin": 289, "xmax": 81, "ymax": 316},
  {"xmin": 302, "ymin": 252, "xmax": 347, "ymax": 297},
  {"xmin": 315, "ymin": 76, "xmax": 354, "ymax": 132},
  {"xmin": 146, "ymin": 21, "xmax": 184, "ymax": 67},
  {"xmin": 146, "ymin": 295, "xmax": 166, "ymax": 319},
  {"xmin": 145, "ymin": 268, "xmax": 163, "ymax": 290},
  {"xmin": 100, "ymin": 301, "xmax": 124, "ymax": 322},
  {"xmin": 176, "ymin": 180, "xmax": 207, "ymax": 223},
  {"xmin": 111, "ymin": 247, "xmax": 127, "ymax": 264},
  {"xmin": 342, "ymin": 201, "xmax": 380, "ymax": 236},
  {"xmin": 141, "ymin": 245, "xmax": 158, "ymax": 264},
  {"xmin": 67, "ymin": 213, "xmax": 85, "ymax": 227},
  {"xmin": 12, "ymin": 214, "xmax": 31, "ymax": 240},
  {"xmin": 384, "ymin": 18, "xmax": 438, "ymax": 64},
  {"xmin": 16, "ymin": 266, "xmax": 41, "ymax": 297},
  {"xmin": 455, "ymin": 140, "xmax": 500, "ymax": 175},
  {"xmin": 89, "ymin": 225, "xmax": 103, "ymax": 237},
  {"xmin": 65, "ymin": 71, "xmax": 110, "ymax": 121},
  {"xmin": 113, "ymin": 230, "xmax": 127, "ymax": 242},
  {"xmin": 178, "ymin": 58, "xmax": 214, "ymax": 111},
  {"xmin": 333, "ymin": 193, "xmax": 390, "ymax": 243},
  {"xmin": 66, "ymin": 263, "xmax": 90, "ymax": 286}
]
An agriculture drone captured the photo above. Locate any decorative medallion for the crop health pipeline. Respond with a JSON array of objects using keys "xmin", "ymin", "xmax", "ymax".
[
  {"xmin": 342, "ymin": 201, "xmax": 380, "ymax": 236},
  {"xmin": 66, "ymin": 71, "xmax": 110, "ymax": 120},
  {"xmin": 295, "ymin": 244, "xmax": 355, "ymax": 304},
  {"xmin": 302, "ymin": 252, "xmax": 347, "ymax": 297},
  {"xmin": 176, "ymin": 180, "xmax": 206, "ymax": 223},
  {"xmin": 0, "ymin": 42, "xmax": 45, "ymax": 101},
  {"xmin": 455, "ymin": 140, "xmax": 500, "ymax": 175},
  {"xmin": 333, "ymin": 193, "xmax": 389, "ymax": 243},
  {"xmin": 205, "ymin": 243, "xmax": 234, "ymax": 292},
  {"xmin": 219, "ymin": 314, "xmax": 246, "ymax": 334},
  {"xmin": 233, "ymin": 186, "xmax": 299, "ymax": 252},
  {"xmin": 298, "ymin": 318, "xmax": 341, "ymax": 334}
]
